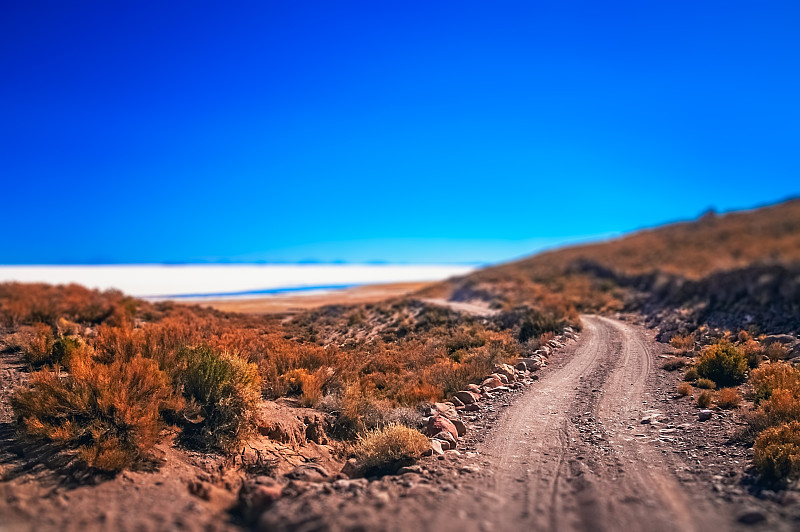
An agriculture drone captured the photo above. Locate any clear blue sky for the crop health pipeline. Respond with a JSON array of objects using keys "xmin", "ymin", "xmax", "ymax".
[{"xmin": 2, "ymin": 1, "xmax": 799, "ymax": 264}]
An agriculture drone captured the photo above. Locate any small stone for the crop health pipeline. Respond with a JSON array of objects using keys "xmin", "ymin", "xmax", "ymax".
[
  {"xmin": 698, "ymin": 410, "xmax": 713, "ymax": 421},
  {"xmin": 737, "ymin": 510, "xmax": 766, "ymax": 524},
  {"xmin": 452, "ymin": 419, "xmax": 467, "ymax": 437}
]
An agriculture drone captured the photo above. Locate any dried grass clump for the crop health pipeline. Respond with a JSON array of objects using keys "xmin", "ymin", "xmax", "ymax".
[
  {"xmin": 352, "ymin": 424, "xmax": 429, "ymax": 473},
  {"xmin": 695, "ymin": 378, "xmax": 716, "ymax": 390},
  {"xmin": 695, "ymin": 341, "xmax": 748, "ymax": 387},
  {"xmin": 670, "ymin": 333, "xmax": 695, "ymax": 353},
  {"xmin": 697, "ymin": 390, "xmax": 713, "ymax": 408},
  {"xmin": 716, "ymin": 387, "xmax": 741, "ymax": 409},
  {"xmin": 753, "ymin": 421, "xmax": 800, "ymax": 481},
  {"xmin": 662, "ymin": 357, "xmax": 688, "ymax": 371},
  {"xmin": 11, "ymin": 354, "xmax": 178, "ymax": 471},
  {"xmin": 16, "ymin": 323, "xmax": 54, "ymax": 365},
  {"xmin": 684, "ymin": 367, "xmax": 699, "ymax": 382},
  {"xmin": 179, "ymin": 346, "xmax": 262, "ymax": 452},
  {"xmin": 676, "ymin": 382, "xmax": 693, "ymax": 397},
  {"xmin": 749, "ymin": 363, "xmax": 800, "ymax": 405}
]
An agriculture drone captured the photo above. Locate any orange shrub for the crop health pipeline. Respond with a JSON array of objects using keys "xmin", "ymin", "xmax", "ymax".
[
  {"xmin": 11, "ymin": 355, "xmax": 179, "ymax": 471},
  {"xmin": 16, "ymin": 323, "xmax": 55, "ymax": 365},
  {"xmin": 716, "ymin": 387, "xmax": 741, "ymax": 409},
  {"xmin": 749, "ymin": 363, "xmax": 800, "ymax": 405},
  {"xmin": 676, "ymin": 382, "xmax": 693, "ymax": 397},
  {"xmin": 753, "ymin": 421, "xmax": 800, "ymax": 481},
  {"xmin": 746, "ymin": 388, "xmax": 800, "ymax": 433},
  {"xmin": 670, "ymin": 333, "xmax": 695, "ymax": 353}
]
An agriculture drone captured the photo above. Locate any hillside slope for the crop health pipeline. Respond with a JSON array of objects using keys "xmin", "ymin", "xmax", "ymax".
[{"xmin": 431, "ymin": 198, "xmax": 800, "ymax": 334}]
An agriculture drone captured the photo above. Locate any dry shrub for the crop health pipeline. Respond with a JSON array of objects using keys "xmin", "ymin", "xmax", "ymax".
[
  {"xmin": 749, "ymin": 363, "xmax": 800, "ymax": 405},
  {"xmin": 352, "ymin": 424, "xmax": 429, "ymax": 474},
  {"xmin": 179, "ymin": 346, "xmax": 262, "ymax": 452},
  {"xmin": 676, "ymin": 382, "xmax": 693, "ymax": 397},
  {"xmin": 695, "ymin": 341, "xmax": 748, "ymax": 387},
  {"xmin": 17, "ymin": 323, "xmax": 54, "ymax": 365},
  {"xmin": 11, "ymin": 355, "xmax": 178, "ymax": 471},
  {"xmin": 684, "ymin": 367, "xmax": 699, "ymax": 381},
  {"xmin": 695, "ymin": 378, "xmax": 716, "ymax": 390},
  {"xmin": 279, "ymin": 367, "xmax": 331, "ymax": 407},
  {"xmin": 765, "ymin": 343, "xmax": 789, "ymax": 363},
  {"xmin": 697, "ymin": 390, "xmax": 713, "ymax": 408},
  {"xmin": 662, "ymin": 357, "xmax": 688, "ymax": 371},
  {"xmin": 739, "ymin": 338, "xmax": 763, "ymax": 369},
  {"xmin": 670, "ymin": 333, "xmax": 695, "ymax": 353},
  {"xmin": 746, "ymin": 389, "xmax": 800, "ymax": 434},
  {"xmin": 753, "ymin": 421, "xmax": 800, "ymax": 481},
  {"xmin": 716, "ymin": 387, "xmax": 741, "ymax": 409}
]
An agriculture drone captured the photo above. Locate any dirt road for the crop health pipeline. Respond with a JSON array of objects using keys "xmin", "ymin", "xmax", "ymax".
[
  {"xmin": 377, "ymin": 315, "xmax": 732, "ymax": 532},
  {"xmin": 264, "ymin": 315, "xmax": 760, "ymax": 532}
]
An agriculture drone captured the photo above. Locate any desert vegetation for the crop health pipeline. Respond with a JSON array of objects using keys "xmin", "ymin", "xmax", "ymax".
[{"xmin": 1, "ymin": 281, "xmax": 574, "ymax": 473}]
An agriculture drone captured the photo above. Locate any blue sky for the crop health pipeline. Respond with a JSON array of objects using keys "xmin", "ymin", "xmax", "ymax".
[{"xmin": 2, "ymin": 1, "xmax": 799, "ymax": 264}]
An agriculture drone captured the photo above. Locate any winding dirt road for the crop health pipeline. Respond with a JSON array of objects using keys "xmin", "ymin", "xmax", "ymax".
[
  {"xmin": 262, "ymin": 315, "xmax": 754, "ymax": 532},
  {"xmin": 404, "ymin": 315, "xmax": 739, "ymax": 532}
]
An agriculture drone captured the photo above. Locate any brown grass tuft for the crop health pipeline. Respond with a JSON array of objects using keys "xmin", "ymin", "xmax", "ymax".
[
  {"xmin": 352, "ymin": 424, "xmax": 429, "ymax": 473},
  {"xmin": 676, "ymin": 382, "xmax": 693, "ymax": 397}
]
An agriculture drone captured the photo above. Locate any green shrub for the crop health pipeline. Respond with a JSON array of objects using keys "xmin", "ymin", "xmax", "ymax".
[
  {"xmin": 51, "ymin": 335, "xmax": 84, "ymax": 366},
  {"xmin": 179, "ymin": 346, "xmax": 262, "ymax": 452},
  {"xmin": 753, "ymin": 421, "xmax": 800, "ymax": 481},
  {"xmin": 11, "ymin": 355, "xmax": 178, "ymax": 471},
  {"xmin": 352, "ymin": 424, "xmax": 429, "ymax": 474},
  {"xmin": 695, "ymin": 341, "xmax": 748, "ymax": 387}
]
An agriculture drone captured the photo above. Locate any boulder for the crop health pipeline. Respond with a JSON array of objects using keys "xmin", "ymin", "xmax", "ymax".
[
  {"xmin": 427, "ymin": 439, "xmax": 445, "ymax": 455},
  {"xmin": 432, "ymin": 430, "xmax": 457, "ymax": 450},
  {"xmin": 464, "ymin": 403, "xmax": 480, "ymax": 412},
  {"xmin": 698, "ymin": 410, "xmax": 713, "ymax": 421},
  {"xmin": 481, "ymin": 376, "xmax": 504, "ymax": 389},
  {"xmin": 451, "ymin": 396, "xmax": 465, "ymax": 407},
  {"xmin": 491, "ymin": 372, "xmax": 509, "ymax": 385},
  {"xmin": 515, "ymin": 362, "xmax": 529, "ymax": 372},
  {"xmin": 517, "ymin": 358, "xmax": 542, "ymax": 371},
  {"xmin": 494, "ymin": 364, "xmax": 516, "ymax": 382},
  {"xmin": 423, "ymin": 415, "xmax": 459, "ymax": 439},
  {"xmin": 453, "ymin": 390, "xmax": 479, "ymax": 405},
  {"xmin": 432, "ymin": 402, "xmax": 459, "ymax": 420},
  {"xmin": 465, "ymin": 384, "xmax": 482, "ymax": 394},
  {"xmin": 452, "ymin": 418, "xmax": 467, "ymax": 437}
]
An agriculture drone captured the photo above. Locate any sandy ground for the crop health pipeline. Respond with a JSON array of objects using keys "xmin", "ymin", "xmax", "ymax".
[{"xmin": 183, "ymin": 282, "xmax": 432, "ymax": 314}]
